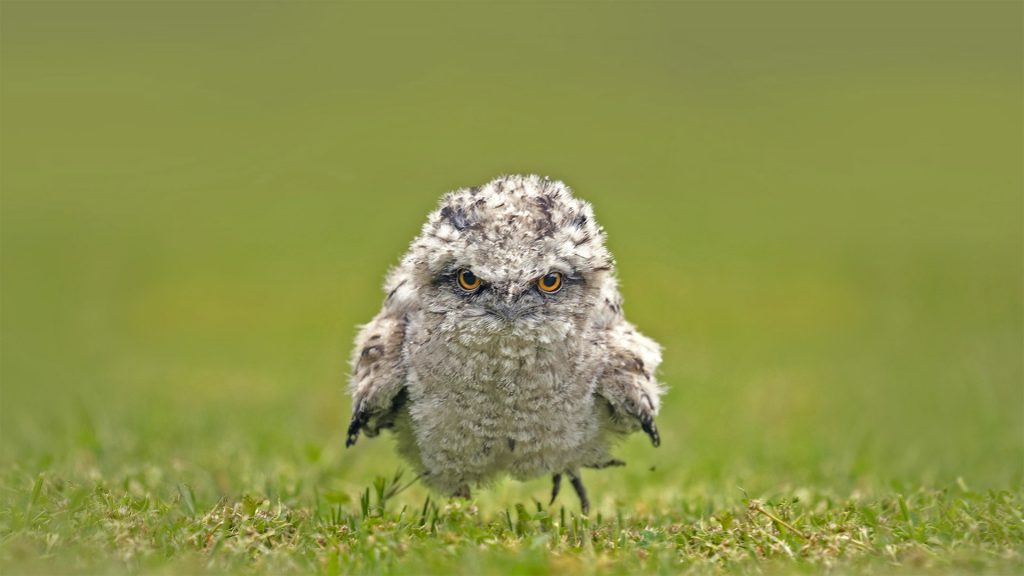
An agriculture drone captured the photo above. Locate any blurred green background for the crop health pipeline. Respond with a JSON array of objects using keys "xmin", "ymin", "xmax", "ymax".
[{"xmin": 1, "ymin": 0, "xmax": 1020, "ymax": 519}]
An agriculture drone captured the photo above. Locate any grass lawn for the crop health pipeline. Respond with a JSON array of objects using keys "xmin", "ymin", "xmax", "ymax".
[{"xmin": 1, "ymin": 2, "xmax": 1021, "ymax": 574}]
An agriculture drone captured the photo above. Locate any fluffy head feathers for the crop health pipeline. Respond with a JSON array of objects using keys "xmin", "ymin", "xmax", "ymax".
[{"xmin": 407, "ymin": 175, "xmax": 612, "ymax": 288}]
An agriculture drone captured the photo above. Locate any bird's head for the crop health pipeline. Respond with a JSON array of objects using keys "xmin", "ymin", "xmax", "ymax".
[{"xmin": 405, "ymin": 175, "xmax": 614, "ymax": 340}]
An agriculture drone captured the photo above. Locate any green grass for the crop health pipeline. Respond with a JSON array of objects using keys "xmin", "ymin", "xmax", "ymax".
[
  {"xmin": 1, "ymin": 2, "xmax": 1022, "ymax": 574},
  {"xmin": 2, "ymin": 466, "xmax": 1022, "ymax": 574}
]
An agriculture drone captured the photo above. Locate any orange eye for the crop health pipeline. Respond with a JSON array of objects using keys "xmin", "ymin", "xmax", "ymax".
[
  {"xmin": 537, "ymin": 272, "xmax": 562, "ymax": 293},
  {"xmin": 457, "ymin": 269, "xmax": 482, "ymax": 292}
]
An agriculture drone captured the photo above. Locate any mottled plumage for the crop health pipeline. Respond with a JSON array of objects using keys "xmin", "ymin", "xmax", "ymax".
[{"xmin": 346, "ymin": 175, "xmax": 664, "ymax": 513}]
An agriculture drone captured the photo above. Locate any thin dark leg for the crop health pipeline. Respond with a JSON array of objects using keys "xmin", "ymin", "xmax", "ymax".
[
  {"xmin": 567, "ymin": 470, "xmax": 590, "ymax": 515},
  {"xmin": 452, "ymin": 484, "xmax": 471, "ymax": 499},
  {"xmin": 550, "ymin": 473, "xmax": 562, "ymax": 505}
]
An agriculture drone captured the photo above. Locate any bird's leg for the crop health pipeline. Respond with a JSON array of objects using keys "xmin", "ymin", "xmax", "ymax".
[
  {"xmin": 452, "ymin": 484, "xmax": 471, "ymax": 500},
  {"xmin": 550, "ymin": 473, "xmax": 562, "ymax": 505},
  {"xmin": 567, "ymin": 469, "xmax": 590, "ymax": 515}
]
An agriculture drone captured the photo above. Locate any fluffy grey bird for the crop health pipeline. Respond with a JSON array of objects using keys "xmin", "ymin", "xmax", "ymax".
[{"xmin": 345, "ymin": 175, "xmax": 664, "ymax": 513}]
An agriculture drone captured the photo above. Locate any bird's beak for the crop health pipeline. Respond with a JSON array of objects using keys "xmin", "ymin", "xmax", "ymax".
[{"xmin": 492, "ymin": 303, "xmax": 518, "ymax": 320}]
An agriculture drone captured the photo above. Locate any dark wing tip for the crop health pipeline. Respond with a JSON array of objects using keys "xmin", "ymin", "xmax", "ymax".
[
  {"xmin": 641, "ymin": 417, "xmax": 661, "ymax": 447},
  {"xmin": 345, "ymin": 408, "xmax": 367, "ymax": 448}
]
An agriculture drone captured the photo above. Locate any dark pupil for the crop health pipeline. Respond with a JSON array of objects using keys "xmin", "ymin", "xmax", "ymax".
[
  {"xmin": 461, "ymin": 271, "xmax": 477, "ymax": 285},
  {"xmin": 543, "ymin": 274, "xmax": 557, "ymax": 287}
]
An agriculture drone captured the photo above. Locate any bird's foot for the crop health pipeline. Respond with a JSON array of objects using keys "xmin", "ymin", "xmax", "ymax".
[
  {"xmin": 567, "ymin": 469, "xmax": 590, "ymax": 515},
  {"xmin": 550, "ymin": 473, "xmax": 562, "ymax": 505},
  {"xmin": 585, "ymin": 458, "xmax": 626, "ymax": 470}
]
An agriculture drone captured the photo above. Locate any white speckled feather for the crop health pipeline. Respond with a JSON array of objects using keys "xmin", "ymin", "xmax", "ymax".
[{"xmin": 347, "ymin": 175, "xmax": 665, "ymax": 505}]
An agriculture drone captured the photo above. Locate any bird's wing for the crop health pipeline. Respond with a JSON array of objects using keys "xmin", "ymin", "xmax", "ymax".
[
  {"xmin": 594, "ymin": 282, "xmax": 665, "ymax": 446},
  {"xmin": 346, "ymin": 269, "xmax": 417, "ymax": 447}
]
